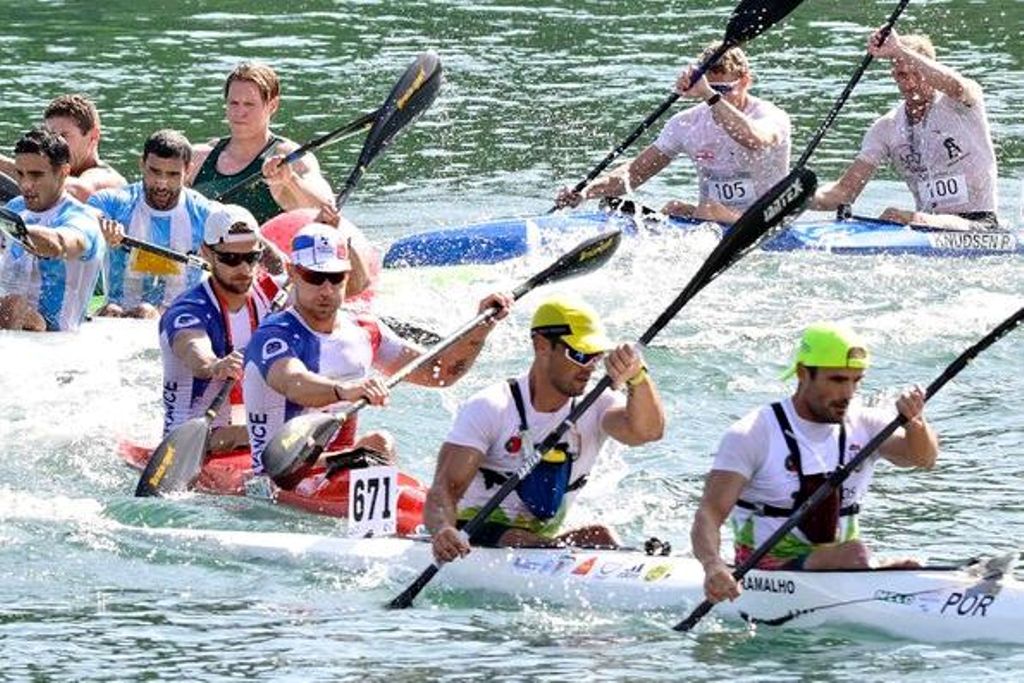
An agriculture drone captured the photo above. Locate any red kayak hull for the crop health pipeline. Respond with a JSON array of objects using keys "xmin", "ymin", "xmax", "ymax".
[{"xmin": 119, "ymin": 441, "xmax": 426, "ymax": 536}]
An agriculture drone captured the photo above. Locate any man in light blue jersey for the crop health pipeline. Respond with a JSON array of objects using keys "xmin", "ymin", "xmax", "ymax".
[
  {"xmin": 90, "ymin": 130, "xmax": 212, "ymax": 318},
  {"xmin": 0, "ymin": 127, "xmax": 104, "ymax": 332}
]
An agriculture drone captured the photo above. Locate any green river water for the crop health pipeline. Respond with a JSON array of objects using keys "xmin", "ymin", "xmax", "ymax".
[{"xmin": 2, "ymin": 0, "xmax": 1024, "ymax": 680}]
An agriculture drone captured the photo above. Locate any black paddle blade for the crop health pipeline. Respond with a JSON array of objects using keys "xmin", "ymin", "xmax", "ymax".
[
  {"xmin": 134, "ymin": 418, "xmax": 210, "ymax": 497},
  {"xmin": 379, "ymin": 315, "xmax": 443, "ymax": 347},
  {"xmin": 517, "ymin": 229, "xmax": 623, "ymax": 296},
  {"xmin": 336, "ymin": 51, "xmax": 443, "ymax": 206},
  {"xmin": 725, "ymin": 0, "xmax": 806, "ymax": 46},
  {"xmin": 260, "ymin": 412, "xmax": 342, "ymax": 485},
  {"xmin": 0, "ymin": 172, "xmax": 18, "ymax": 203}
]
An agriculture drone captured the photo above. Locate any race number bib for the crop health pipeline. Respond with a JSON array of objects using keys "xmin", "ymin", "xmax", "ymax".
[
  {"xmin": 918, "ymin": 174, "xmax": 969, "ymax": 210},
  {"xmin": 347, "ymin": 465, "xmax": 398, "ymax": 537},
  {"xmin": 704, "ymin": 177, "xmax": 754, "ymax": 206}
]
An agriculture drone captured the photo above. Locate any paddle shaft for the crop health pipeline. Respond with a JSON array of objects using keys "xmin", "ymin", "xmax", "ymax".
[
  {"xmin": 318, "ymin": 228, "xmax": 623, "ymax": 444},
  {"xmin": 675, "ymin": 304, "xmax": 1024, "ymax": 632},
  {"xmin": 213, "ymin": 110, "xmax": 378, "ymax": 202},
  {"xmin": 795, "ymin": 0, "xmax": 909, "ymax": 168},
  {"xmin": 119, "ymin": 235, "xmax": 210, "ymax": 271},
  {"xmin": 554, "ymin": 42, "xmax": 730, "ymax": 210}
]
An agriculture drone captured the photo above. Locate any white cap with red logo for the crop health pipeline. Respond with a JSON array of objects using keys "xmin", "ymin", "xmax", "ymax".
[
  {"xmin": 204, "ymin": 203, "xmax": 259, "ymax": 246},
  {"xmin": 290, "ymin": 223, "xmax": 351, "ymax": 272}
]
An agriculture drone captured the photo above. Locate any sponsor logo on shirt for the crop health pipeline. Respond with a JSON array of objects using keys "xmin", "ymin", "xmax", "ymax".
[
  {"xmin": 261, "ymin": 338, "xmax": 288, "ymax": 361},
  {"xmin": 173, "ymin": 313, "xmax": 201, "ymax": 329}
]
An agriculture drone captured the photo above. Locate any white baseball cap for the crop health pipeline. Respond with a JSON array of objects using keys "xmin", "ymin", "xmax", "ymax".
[
  {"xmin": 204, "ymin": 204, "xmax": 259, "ymax": 246},
  {"xmin": 290, "ymin": 223, "xmax": 351, "ymax": 272}
]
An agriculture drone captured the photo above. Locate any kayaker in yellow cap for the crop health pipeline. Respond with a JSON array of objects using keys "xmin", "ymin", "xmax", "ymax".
[
  {"xmin": 690, "ymin": 321, "xmax": 939, "ymax": 605},
  {"xmin": 427, "ymin": 295, "xmax": 666, "ymax": 562}
]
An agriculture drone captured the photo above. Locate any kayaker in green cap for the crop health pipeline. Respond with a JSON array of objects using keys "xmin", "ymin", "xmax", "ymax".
[{"xmin": 690, "ymin": 321, "xmax": 939, "ymax": 605}]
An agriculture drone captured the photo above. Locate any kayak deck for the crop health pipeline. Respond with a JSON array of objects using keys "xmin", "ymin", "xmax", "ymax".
[
  {"xmin": 119, "ymin": 441, "xmax": 427, "ymax": 535},
  {"xmin": 383, "ymin": 209, "xmax": 1023, "ymax": 268},
  {"xmin": 134, "ymin": 526, "xmax": 1024, "ymax": 645}
]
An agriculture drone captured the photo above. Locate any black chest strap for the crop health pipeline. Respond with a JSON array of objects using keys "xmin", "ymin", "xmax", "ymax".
[
  {"xmin": 736, "ymin": 403, "xmax": 859, "ymax": 517},
  {"xmin": 479, "ymin": 379, "xmax": 587, "ymax": 492}
]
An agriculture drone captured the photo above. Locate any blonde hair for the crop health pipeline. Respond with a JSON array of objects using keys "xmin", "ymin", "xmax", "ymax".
[
  {"xmin": 900, "ymin": 34, "xmax": 936, "ymax": 60},
  {"xmin": 223, "ymin": 61, "xmax": 280, "ymax": 103},
  {"xmin": 699, "ymin": 42, "xmax": 750, "ymax": 77}
]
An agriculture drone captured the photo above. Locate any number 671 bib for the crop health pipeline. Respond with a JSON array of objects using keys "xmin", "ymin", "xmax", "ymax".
[{"xmin": 347, "ymin": 466, "xmax": 399, "ymax": 537}]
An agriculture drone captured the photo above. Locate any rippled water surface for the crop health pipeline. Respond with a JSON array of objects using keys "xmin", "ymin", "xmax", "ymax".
[{"xmin": 2, "ymin": 1, "xmax": 1024, "ymax": 680}]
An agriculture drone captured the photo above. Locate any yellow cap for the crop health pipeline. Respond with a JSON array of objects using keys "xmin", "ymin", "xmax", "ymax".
[
  {"xmin": 782, "ymin": 322, "xmax": 870, "ymax": 379},
  {"xmin": 530, "ymin": 296, "xmax": 612, "ymax": 354}
]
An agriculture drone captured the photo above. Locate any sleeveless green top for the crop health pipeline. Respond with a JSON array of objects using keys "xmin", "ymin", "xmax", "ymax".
[{"xmin": 192, "ymin": 135, "xmax": 283, "ymax": 224}]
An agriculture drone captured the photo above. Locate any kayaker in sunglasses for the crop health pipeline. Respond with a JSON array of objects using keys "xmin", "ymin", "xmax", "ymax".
[
  {"xmin": 554, "ymin": 42, "xmax": 791, "ymax": 224},
  {"xmin": 243, "ymin": 222, "xmax": 513, "ymax": 479},
  {"xmin": 158, "ymin": 203, "xmax": 284, "ymax": 453},
  {"xmin": 812, "ymin": 29, "xmax": 999, "ymax": 231},
  {"xmin": 690, "ymin": 322, "xmax": 939, "ymax": 605},
  {"xmin": 427, "ymin": 296, "xmax": 666, "ymax": 562}
]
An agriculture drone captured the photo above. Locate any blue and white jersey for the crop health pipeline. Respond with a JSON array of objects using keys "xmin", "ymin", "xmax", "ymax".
[
  {"xmin": 0, "ymin": 194, "xmax": 104, "ymax": 332},
  {"xmin": 159, "ymin": 278, "xmax": 274, "ymax": 435},
  {"xmin": 243, "ymin": 309, "xmax": 407, "ymax": 473},
  {"xmin": 88, "ymin": 183, "xmax": 209, "ymax": 310}
]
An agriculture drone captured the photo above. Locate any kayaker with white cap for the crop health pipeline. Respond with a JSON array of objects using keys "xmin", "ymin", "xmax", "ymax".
[
  {"xmin": 690, "ymin": 322, "xmax": 939, "ymax": 605},
  {"xmin": 158, "ymin": 203, "xmax": 281, "ymax": 452},
  {"xmin": 243, "ymin": 222, "xmax": 512, "ymax": 480},
  {"xmin": 427, "ymin": 296, "xmax": 665, "ymax": 561}
]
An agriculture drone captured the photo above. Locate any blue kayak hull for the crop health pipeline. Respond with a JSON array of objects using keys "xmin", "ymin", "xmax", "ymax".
[{"xmin": 382, "ymin": 211, "xmax": 1022, "ymax": 268}]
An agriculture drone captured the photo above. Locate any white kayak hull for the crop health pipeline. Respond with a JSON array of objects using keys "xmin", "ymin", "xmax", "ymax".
[{"xmin": 140, "ymin": 526, "xmax": 1024, "ymax": 644}]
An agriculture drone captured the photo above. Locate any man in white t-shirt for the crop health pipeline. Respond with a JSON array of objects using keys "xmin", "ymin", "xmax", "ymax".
[
  {"xmin": 555, "ymin": 43, "xmax": 791, "ymax": 223},
  {"xmin": 813, "ymin": 28, "xmax": 999, "ymax": 230},
  {"xmin": 690, "ymin": 322, "xmax": 939, "ymax": 605},
  {"xmin": 427, "ymin": 296, "xmax": 666, "ymax": 562}
]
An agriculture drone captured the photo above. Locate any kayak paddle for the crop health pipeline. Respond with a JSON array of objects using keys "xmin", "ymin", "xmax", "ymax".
[
  {"xmin": 260, "ymin": 228, "xmax": 624, "ymax": 485},
  {"xmin": 335, "ymin": 51, "xmax": 442, "ymax": 207},
  {"xmin": 550, "ymin": 0, "xmax": 807, "ymax": 213},
  {"xmin": 674, "ymin": 303, "xmax": 1024, "ymax": 632},
  {"xmin": 671, "ymin": 0, "xmax": 915, "ymax": 632},
  {"xmin": 389, "ymin": 166, "xmax": 817, "ymax": 610}
]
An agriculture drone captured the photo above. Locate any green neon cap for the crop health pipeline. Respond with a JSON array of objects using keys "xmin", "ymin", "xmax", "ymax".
[{"xmin": 782, "ymin": 322, "xmax": 870, "ymax": 379}]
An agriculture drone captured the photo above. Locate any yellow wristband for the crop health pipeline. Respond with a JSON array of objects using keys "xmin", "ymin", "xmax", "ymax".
[{"xmin": 626, "ymin": 367, "xmax": 649, "ymax": 388}]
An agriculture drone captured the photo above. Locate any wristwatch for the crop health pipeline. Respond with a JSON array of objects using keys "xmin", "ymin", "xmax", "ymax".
[{"xmin": 706, "ymin": 92, "xmax": 722, "ymax": 107}]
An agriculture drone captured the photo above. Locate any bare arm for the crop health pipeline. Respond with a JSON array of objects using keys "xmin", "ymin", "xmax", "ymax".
[
  {"xmin": 424, "ymin": 442, "xmax": 484, "ymax": 535},
  {"xmin": 691, "ymin": 469, "xmax": 748, "ymax": 603},
  {"xmin": 0, "ymin": 154, "xmax": 14, "ymax": 177},
  {"xmin": 171, "ymin": 329, "xmax": 240, "ymax": 380},
  {"xmin": 582, "ymin": 145, "xmax": 671, "ymax": 200},
  {"xmin": 871, "ymin": 27, "xmax": 983, "ymax": 107},
  {"xmin": 600, "ymin": 344, "xmax": 666, "ymax": 446},
  {"xmin": 22, "ymin": 224, "xmax": 88, "ymax": 260},
  {"xmin": 264, "ymin": 356, "xmax": 388, "ymax": 408},
  {"xmin": 384, "ymin": 293, "xmax": 513, "ymax": 387},
  {"xmin": 64, "ymin": 166, "xmax": 126, "ymax": 202},
  {"xmin": 811, "ymin": 159, "xmax": 876, "ymax": 211},
  {"xmin": 263, "ymin": 141, "xmax": 335, "ymax": 210},
  {"xmin": 879, "ymin": 386, "xmax": 939, "ymax": 469}
]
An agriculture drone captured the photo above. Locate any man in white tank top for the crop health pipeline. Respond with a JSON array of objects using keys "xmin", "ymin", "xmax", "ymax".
[
  {"xmin": 813, "ymin": 28, "xmax": 999, "ymax": 230},
  {"xmin": 426, "ymin": 296, "xmax": 666, "ymax": 562},
  {"xmin": 690, "ymin": 322, "xmax": 939, "ymax": 606},
  {"xmin": 555, "ymin": 42, "xmax": 791, "ymax": 223}
]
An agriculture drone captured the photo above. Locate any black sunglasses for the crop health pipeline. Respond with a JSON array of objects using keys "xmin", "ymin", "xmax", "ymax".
[
  {"xmin": 297, "ymin": 266, "xmax": 347, "ymax": 286},
  {"xmin": 211, "ymin": 248, "xmax": 263, "ymax": 267}
]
